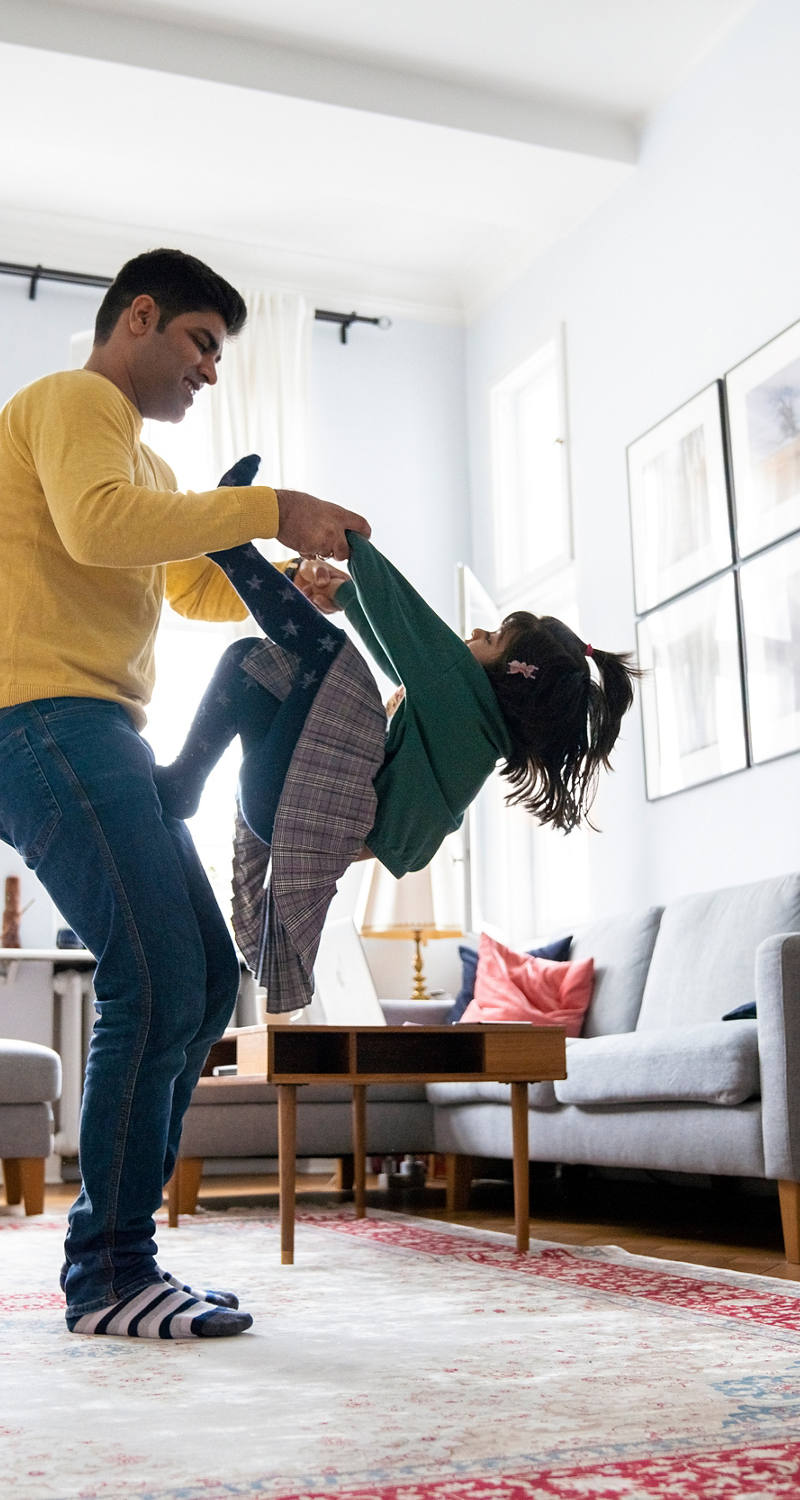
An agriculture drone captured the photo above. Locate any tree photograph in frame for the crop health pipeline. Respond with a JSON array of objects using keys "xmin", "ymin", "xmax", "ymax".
[
  {"xmin": 636, "ymin": 574, "xmax": 747, "ymax": 800},
  {"xmin": 627, "ymin": 383, "xmax": 732, "ymax": 614},
  {"xmin": 725, "ymin": 318, "xmax": 800, "ymax": 558},
  {"xmin": 739, "ymin": 533, "xmax": 800, "ymax": 765}
]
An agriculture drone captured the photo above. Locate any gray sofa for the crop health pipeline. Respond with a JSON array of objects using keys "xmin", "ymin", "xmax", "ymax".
[
  {"xmin": 430, "ymin": 871, "xmax": 800, "ymax": 1260},
  {"xmin": 171, "ymin": 872, "xmax": 800, "ymax": 1261}
]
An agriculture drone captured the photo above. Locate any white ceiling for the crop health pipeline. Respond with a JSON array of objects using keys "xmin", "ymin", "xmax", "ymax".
[{"xmin": 0, "ymin": 0, "xmax": 758, "ymax": 320}]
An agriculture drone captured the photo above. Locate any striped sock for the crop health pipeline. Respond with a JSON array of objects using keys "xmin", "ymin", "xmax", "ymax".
[
  {"xmin": 67, "ymin": 1284, "xmax": 253, "ymax": 1338},
  {"xmin": 160, "ymin": 1268, "xmax": 239, "ymax": 1310}
]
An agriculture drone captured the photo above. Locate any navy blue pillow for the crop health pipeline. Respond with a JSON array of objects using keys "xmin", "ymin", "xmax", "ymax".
[
  {"xmin": 446, "ymin": 934, "xmax": 573, "ymax": 1022},
  {"xmin": 722, "ymin": 1002, "xmax": 757, "ymax": 1020}
]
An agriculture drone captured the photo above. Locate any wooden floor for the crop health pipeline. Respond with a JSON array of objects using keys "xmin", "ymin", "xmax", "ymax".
[{"xmin": 38, "ymin": 1165, "xmax": 800, "ymax": 1281}]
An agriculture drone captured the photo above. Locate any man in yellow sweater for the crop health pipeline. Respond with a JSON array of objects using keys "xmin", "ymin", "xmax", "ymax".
[{"xmin": 0, "ymin": 248, "xmax": 370, "ymax": 1338}]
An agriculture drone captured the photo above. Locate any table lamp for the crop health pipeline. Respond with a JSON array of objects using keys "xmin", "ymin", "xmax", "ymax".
[{"xmin": 357, "ymin": 858, "xmax": 462, "ymax": 1000}]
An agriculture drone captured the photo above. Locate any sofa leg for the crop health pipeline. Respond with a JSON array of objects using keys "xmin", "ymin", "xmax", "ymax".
[
  {"xmin": 2, "ymin": 1157, "xmax": 44, "ymax": 1215},
  {"xmin": 445, "ymin": 1153, "xmax": 474, "ymax": 1212},
  {"xmin": 166, "ymin": 1158, "xmax": 204, "ymax": 1228},
  {"xmin": 778, "ymin": 1180, "xmax": 800, "ymax": 1263}
]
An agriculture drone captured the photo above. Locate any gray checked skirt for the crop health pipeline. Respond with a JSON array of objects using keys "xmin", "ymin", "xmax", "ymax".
[{"xmin": 230, "ymin": 634, "xmax": 387, "ymax": 1012}]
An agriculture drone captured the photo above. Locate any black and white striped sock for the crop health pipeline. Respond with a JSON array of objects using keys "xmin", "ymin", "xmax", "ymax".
[{"xmin": 67, "ymin": 1284, "xmax": 253, "ymax": 1338}]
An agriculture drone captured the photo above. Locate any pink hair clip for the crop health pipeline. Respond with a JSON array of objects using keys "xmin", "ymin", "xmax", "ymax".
[
  {"xmin": 507, "ymin": 660, "xmax": 538, "ymax": 679},
  {"xmin": 584, "ymin": 643, "xmax": 594, "ymax": 658}
]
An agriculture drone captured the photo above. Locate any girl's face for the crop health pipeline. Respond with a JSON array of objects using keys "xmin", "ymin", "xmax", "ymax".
[{"xmin": 466, "ymin": 626, "xmax": 509, "ymax": 667}]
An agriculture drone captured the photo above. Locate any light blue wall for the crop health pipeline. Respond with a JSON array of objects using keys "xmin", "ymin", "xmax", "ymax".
[
  {"xmin": 309, "ymin": 315, "xmax": 468, "ymax": 623},
  {"xmin": 465, "ymin": 0, "xmax": 800, "ymax": 914}
]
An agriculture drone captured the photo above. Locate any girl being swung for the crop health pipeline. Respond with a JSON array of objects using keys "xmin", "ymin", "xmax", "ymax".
[{"xmin": 155, "ymin": 455, "xmax": 641, "ymax": 1006}]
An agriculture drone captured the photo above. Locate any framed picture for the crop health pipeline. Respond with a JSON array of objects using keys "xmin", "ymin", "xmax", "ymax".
[
  {"xmin": 739, "ymin": 533, "xmax": 800, "ymax": 765},
  {"xmin": 627, "ymin": 383, "xmax": 732, "ymax": 614},
  {"xmin": 726, "ymin": 318, "xmax": 800, "ymax": 557},
  {"xmin": 636, "ymin": 574, "xmax": 747, "ymax": 799}
]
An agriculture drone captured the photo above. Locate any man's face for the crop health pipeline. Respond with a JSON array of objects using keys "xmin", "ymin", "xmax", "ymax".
[{"xmin": 131, "ymin": 306, "xmax": 227, "ymax": 422}]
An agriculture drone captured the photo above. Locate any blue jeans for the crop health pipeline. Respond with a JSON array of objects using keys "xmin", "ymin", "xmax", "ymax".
[{"xmin": 0, "ymin": 698, "xmax": 240, "ymax": 1315}]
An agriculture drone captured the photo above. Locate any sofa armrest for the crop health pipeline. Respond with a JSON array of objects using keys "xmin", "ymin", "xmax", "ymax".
[
  {"xmin": 379, "ymin": 998, "xmax": 454, "ymax": 1026},
  {"xmin": 757, "ymin": 932, "xmax": 800, "ymax": 1179}
]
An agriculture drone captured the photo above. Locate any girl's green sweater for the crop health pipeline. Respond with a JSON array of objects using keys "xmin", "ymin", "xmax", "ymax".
[{"xmin": 337, "ymin": 533, "xmax": 512, "ymax": 877}]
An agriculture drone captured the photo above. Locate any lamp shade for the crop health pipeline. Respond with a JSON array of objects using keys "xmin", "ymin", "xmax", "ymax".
[{"xmin": 358, "ymin": 857, "xmax": 462, "ymax": 939}]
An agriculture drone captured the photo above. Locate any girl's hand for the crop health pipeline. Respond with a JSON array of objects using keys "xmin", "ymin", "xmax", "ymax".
[{"xmin": 292, "ymin": 557, "xmax": 349, "ymax": 614}]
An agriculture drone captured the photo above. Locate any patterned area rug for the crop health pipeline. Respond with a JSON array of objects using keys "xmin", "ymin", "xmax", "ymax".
[{"xmin": 4, "ymin": 1205, "xmax": 800, "ymax": 1500}]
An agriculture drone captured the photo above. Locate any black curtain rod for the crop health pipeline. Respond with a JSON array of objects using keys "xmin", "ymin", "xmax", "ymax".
[{"xmin": 0, "ymin": 259, "xmax": 391, "ymax": 344}]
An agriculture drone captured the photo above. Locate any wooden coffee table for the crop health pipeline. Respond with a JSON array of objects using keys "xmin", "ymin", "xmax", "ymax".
[{"xmin": 236, "ymin": 1023, "xmax": 567, "ymax": 1263}]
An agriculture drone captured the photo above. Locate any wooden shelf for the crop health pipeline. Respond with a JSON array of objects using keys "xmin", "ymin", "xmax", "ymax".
[{"xmin": 236, "ymin": 1023, "xmax": 566, "ymax": 1085}]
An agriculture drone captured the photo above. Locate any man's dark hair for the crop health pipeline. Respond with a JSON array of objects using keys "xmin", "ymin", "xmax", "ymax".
[{"xmin": 94, "ymin": 248, "xmax": 247, "ymax": 344}]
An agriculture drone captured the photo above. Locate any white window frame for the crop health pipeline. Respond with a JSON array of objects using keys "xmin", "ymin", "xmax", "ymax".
[{"xmin": 490, "ymin": 327, "xmax": 573, "ymax": 606}]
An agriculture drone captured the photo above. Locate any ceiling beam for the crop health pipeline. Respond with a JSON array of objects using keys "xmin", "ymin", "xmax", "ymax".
[{"xmin": 0, "ymin": 0, "xmax": 638, "ymax": 163}]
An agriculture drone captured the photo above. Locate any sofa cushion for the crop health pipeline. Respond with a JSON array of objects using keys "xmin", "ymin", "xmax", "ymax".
[
  {"xmin": 0, "ymin": 1039, "xmax": 61, "ymax": 1104},
  {"xmin": 569, "ymin": 907, "xmax": 663, "ymax": 1036},
  {"xmin": 426, "ymin": 1079, "xmax": 559, "ymax": 1110},
  {"xmin": 636, "ymin": 874, "xmax": 800, "ymax": 1031},
  {"xmin": 553, "ymin": 1021, "xmax": 760, "ymax": 1106},
  {"xmin": 191, "ymin": 1078, "xmax": 429, "ymax": 1105},
  {"xmin": 445, "ymin": 934, "xmax": 572, "ymax": 1023},
  {"xmin": 460, "ymin": 934, "xmax": 594, "ymax": 1036}
]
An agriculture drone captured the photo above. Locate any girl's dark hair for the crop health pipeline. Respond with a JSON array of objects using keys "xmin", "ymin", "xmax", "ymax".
[
  {"xmin": 485, "ymin": 611, "xmax": 642, "ymax": 833},
  {"xmin": 94, "ymin": 248, "xmax": 247, "ymax": 344}
]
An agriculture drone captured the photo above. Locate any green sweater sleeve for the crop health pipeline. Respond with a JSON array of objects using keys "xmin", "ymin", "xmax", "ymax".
[
  {"xmin": 342, "ymin": 533, "xmax": 467, "ymax": 692},
  {"xmin": 337, "ymin": 579, "xmax": 399, "ymax": 684}
]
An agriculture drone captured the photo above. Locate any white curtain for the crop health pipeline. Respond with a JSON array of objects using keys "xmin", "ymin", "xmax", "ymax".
[{"xmin": 207, "ymin": 290, "xmax": 312, "ymax": 492}]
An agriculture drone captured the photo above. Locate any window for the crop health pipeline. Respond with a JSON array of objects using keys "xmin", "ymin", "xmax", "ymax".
[
  {"xmin": 464, "ymin": 331, "xmax": 589, "ymax": 944},
  {"xmin": 490, "ymin": 330, "xmax": 572, "ymax": 602},
  {"xmin": 146, "ymin": 612, "xmax": 243, "ymax": 923},
  {"xmin": 139, "ymin": 411, "xmax": 250, "ymax": 923}
]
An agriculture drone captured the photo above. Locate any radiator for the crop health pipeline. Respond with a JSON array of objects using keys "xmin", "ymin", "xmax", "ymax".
[{"xmin": 53, "ymin": 969, "xmax": 96, "ymax": 1159}]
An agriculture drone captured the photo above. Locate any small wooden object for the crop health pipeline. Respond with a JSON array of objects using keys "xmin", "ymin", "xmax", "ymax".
[{"xmin": 1, "ymin": 876, "xmax": 22, "ymax": 949}]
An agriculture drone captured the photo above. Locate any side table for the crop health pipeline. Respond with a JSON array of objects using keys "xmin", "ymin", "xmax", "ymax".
[{"xmin": 236, "ymin": 1023, "xmax": 567, "ymax": 1263}]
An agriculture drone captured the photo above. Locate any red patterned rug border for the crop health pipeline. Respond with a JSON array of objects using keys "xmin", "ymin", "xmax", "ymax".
[
  {"xmin": 294, "ymin": 1210, "xmax": 800, "ymax": 1332},
  {"xmin": 268, "ymin": 1437, "xmax": 800, "ymax": 1500}
]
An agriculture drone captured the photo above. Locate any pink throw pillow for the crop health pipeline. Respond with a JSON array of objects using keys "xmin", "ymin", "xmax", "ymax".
[{"xmin": 460, "ymin": 932, "xmax": 594, "ymax": 1036}]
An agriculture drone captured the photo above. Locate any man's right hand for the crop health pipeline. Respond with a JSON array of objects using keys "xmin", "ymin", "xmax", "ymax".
[{"xmin": 275, "ymin": 490, "xmax": 370, "ymax": 561}]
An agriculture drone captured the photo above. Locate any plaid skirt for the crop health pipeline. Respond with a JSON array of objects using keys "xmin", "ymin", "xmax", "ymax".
[{"xmin": 230, "ymin": 635, "xmax": 387, "ymax": 1012}]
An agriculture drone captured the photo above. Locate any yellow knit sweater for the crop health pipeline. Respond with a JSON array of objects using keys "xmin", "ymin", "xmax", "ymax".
[{"xmin": 0, "ymin": 369, "xmax": 279, "ymax": 728}]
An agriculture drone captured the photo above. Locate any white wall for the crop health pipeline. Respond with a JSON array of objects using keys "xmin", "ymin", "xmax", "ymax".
[{"xmin": 465, "ymin": 0, "xmax": 800, "ymax": 915}]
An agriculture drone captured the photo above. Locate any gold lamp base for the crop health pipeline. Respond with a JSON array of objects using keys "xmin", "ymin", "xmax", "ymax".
[{"xmin": 410, "ymin": 928, "xmax": 429, "ymax": 1000}]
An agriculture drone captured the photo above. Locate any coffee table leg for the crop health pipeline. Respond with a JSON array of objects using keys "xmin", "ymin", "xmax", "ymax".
[
  {"xmin": 511, "ymin": 1081, "xmax": 530, "ymax": 1253},
  {"xmin": 277, "ymin": 1083, "xmax": 297, "ymax": 1264},
  {"xmin": 352, "ymin": 1084, "xmax": 366, "ymax": 1217}
]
